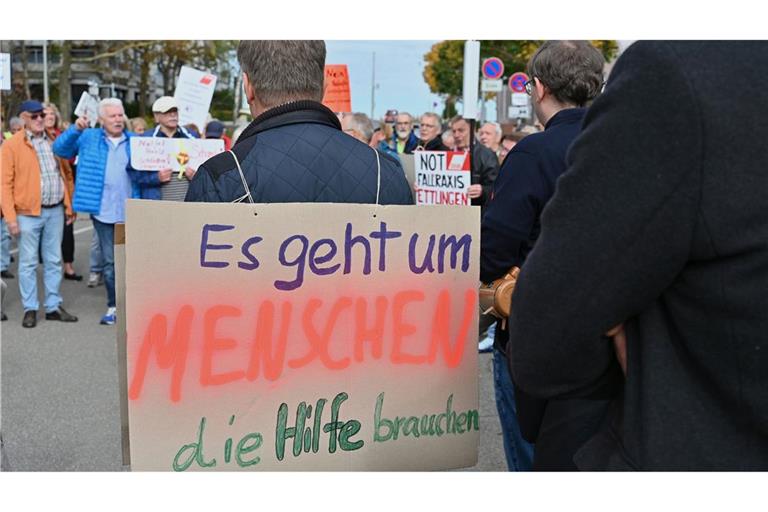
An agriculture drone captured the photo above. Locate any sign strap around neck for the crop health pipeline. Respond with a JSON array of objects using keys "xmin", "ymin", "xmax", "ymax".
[{"xmin": 228, "ymin": 150, "xmax": 254, "ymax": 204}]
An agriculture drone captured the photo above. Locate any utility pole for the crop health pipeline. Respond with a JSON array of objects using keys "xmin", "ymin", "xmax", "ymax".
[
  {"xmin": 42, "ymin": 40, "xmax": 49, "ymax": 103},
  {"xmin": 370, "ymin": 52, "xmax": 376, "ymax": 119}
]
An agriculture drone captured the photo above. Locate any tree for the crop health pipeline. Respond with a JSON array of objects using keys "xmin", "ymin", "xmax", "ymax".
[{"xmin": 424, "ymin": 40, "xmax": 619, "ymax": 117}]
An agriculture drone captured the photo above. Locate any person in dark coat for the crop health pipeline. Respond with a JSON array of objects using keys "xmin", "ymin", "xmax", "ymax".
[
  {"xmin": 415, "ymin": 112, "xmax": 448, "ymax": 151},
  {"xmin": 449, "ymin": 115, "xmax": 499, "ymax": 210},
  {"xmin": 507, "ymin": 41, "xmax": 768, "ymax": 470},
  {"xmin": 480, "ymin": 40, "xmax": 611, "ymax": 470},
  {"xmin": 186, "ymin": 40, "xmax": 412, "ymax": 206}
]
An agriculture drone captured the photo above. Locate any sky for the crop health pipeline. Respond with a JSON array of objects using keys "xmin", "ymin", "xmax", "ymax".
[{"xmin": 325, "ymin": 40, "xmax": 446, "ymax": 121}]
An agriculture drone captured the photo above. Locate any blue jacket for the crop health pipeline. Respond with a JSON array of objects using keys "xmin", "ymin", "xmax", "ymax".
[
  {"xmin": 185, "ymin": 101, "xmax": 413, "ymax": 205},
  {"xmin": 127, "ymin": 125, "xmax": 197, "ymax": 200},
  {"xmin": 52, "ymin": 125, "xmax": 138, "ymax": 214}
]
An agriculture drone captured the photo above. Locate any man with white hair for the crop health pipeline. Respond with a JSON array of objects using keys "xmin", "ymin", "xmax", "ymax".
[
  {"xmin": 478, "ymin": 122, "xmax": 503, "ymax": 159},
  {"xmin": 416, "ymin": 112, "xmax": 448, "ymax": 151},
  {"xmin": 2, "ymin": 100, "xmax": 78, "ymax": 328},
  {"xmin": 54, "ymin": 97, "xmax": 136, "ymax": 326},
  {"xmin": 395, "ymin": 112, "xmax": 419, "ymax": 154}
]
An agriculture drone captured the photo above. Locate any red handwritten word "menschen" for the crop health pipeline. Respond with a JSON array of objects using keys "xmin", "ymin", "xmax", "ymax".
[{"xmin": 128, "ymin": 289, "xmax": 476, "ymax": 404}]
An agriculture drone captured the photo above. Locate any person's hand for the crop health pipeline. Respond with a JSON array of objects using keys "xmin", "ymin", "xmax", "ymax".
[
  {"xmin": 75, "ymin": 116, "xmax": 89, "ymax": 130},
  {"xmin": 183, "ymin": 166, "xmax": 196, "ymax": 180},
  {"xmin": 7, "ymin": 221, "xmax": 20, "ymax": 237},
  {"xmin": 606, "ymin": 323, "xmax": 627, "ymax": 375},
  {"xmin": 66, "ymin": 213, "xmax": 77, "ymax": 225},
  {"xmin": 468, "ymin": 184, "xmax": 483, "ymax": 199},
  {"xmin": 158, "ymin": 169, "xmax": 172, "ymax": 183}
]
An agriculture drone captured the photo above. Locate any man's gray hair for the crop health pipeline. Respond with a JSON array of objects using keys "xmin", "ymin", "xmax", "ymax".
[
  {"xmin": 527, "ymin": 41, "xmax": 605, "ymax": 107},
  {"xmin": 420, "ymin": 112, "xmax": 441, "ymax": 126},
  {"xmin": 347, "ymin": 112, "xmax": 374, "ymax": 142},
  {"xmin": 482, "ymin": 121, "xmax": 502, "ymax": 136},
  {"xmin": 8, "ymin": 116, "xmax": 23, "ymax": 129},
  {"xmin": 397, "ymin": 112, "xmax": 413, "ymax": 123},
  {"xmin": 98, "ymin": 98, "xmax": 124, "ymax": 117},
  {"xmin": 237, "ymin": 40, "xmax": 326, "ymax": 108}
]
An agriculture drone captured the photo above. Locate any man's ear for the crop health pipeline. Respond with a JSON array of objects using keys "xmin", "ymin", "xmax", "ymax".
[
  {"xmin": 534, "ymin": 77, "xmax": 547, "ymax": 103},
  {"xmin": 243, "ymin": 72, "xmax": 255, "ymax": 104}
]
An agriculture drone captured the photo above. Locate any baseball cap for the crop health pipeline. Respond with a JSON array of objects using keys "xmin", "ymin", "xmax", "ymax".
[
  {"xmin": 152, "ymin": 96, "xmax": 178, "ymax": 113},
  {"xmin": 205, "ymin": 121, "xmax": 224, "ymax": 138},
  {"xmin": 19, "ymin": 100, "xmax": 45, "ymax": 115}
]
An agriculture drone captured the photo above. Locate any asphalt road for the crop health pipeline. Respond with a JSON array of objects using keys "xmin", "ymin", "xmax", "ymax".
[{"xmin": 0, "ymin": 217, "xmax": 507, "ymax": 471}]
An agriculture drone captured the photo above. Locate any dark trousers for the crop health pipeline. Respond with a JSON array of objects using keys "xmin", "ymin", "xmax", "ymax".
[{"xmin": 62, "ymin": 220, "xmax": 74, "ymax": 264}]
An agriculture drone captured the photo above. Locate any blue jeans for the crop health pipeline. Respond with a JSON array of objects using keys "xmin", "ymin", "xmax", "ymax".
[
  {"xmin": 17, "ymin": 206, "xmax": 64, "ymax": 312},
  {"xmin": 92, "ymin": 217, "xmax": 115, "ymax": 308},
  {"xmin": 1, "ymin": 218, "xmax": 10, "ymax": 271},
  {"xmin": 493, "ymin": 347, "xmax": 534, "ymax": 471},
  {"xmin": 90, "ymin": 229, "xmax": 104, "ymax": 273}
]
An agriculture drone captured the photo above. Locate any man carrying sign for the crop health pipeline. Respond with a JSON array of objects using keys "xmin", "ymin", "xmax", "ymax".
[
  {"xmin": 128, "ymin": 96, "xmax": 198, "ymax": 202},
  {"xmin": 186, "ymin": 40, "xmax": 412, "ymax": 205},
  {"xmin": 53, "ymin": 98, "xmax": 135, "ymax": 326}
]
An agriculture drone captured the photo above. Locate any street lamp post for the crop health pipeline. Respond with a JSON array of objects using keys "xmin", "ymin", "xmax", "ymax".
[{"xmin": 42, "ymin": 40, "xmax": 49, "ymax": 103}]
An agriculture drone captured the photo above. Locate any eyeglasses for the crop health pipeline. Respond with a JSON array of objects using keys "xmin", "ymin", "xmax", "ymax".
[
  {"xmin": 28, "ymin": 112, "xmax": 46, "ymax": 120},
  {"xmin": 524, "ymin": 78, "xmax": 536, "ymax": 96}
]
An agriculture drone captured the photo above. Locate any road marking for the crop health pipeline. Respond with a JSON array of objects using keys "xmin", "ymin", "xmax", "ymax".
[{"xmin": 8, "ymin": 224, "xmax": 94, "ymax": 255}]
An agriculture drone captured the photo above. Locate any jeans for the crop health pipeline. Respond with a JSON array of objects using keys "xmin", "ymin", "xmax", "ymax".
[
  {"xmin": 92, "ymin": 217, "xmax": 115, "ymax": 308},
  {"xmin": 1, "ymin": 218, "xmax": 10, "ymax": 271},
  {"xmin": 90, "ymin": 229, "xmax": 104, "ymax": 273},
  {"xmin": 493, "ymin": 347, "xmax": 534, "ymax": 471},
  {"xmin": 17, "ymin": 206, "xmax": 64, "ymax": 312}
]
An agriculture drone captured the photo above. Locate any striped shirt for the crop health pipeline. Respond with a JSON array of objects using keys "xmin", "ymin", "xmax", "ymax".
[{"xmin": 27, "ymin": 130, "xmax": 64, "ymax": 206}]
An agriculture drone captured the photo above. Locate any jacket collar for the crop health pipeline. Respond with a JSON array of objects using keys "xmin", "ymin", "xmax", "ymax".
[
  {"xmin": 545, "ymin": 108, "xmax": 586, "ymax": 130},
  {"xmin": 237, "ymin": 100, "xmax": 341, "ymax": 143}
]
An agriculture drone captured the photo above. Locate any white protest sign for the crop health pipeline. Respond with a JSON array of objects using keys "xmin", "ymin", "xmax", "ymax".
[
  {"xmin": 124, "ymin": 200, "xmax": 480, "ymax": 471},
  {"xmin": 130, "ymin": 138, "xmax": 225, "ymax": 171},
  {"xmin": 174, "ymin": 66, "xmax": 217, "ymax": 132},
  {"xmin": 414, "ymin": 151, "xmax": 472, "ymax": 206},
  {"xmin": 0, "ymin": 53, "xmax": 10, "ymax": 91},
  {"xmin": 74, "ymin": 92, "xmax": 100, "ymax": 127}
]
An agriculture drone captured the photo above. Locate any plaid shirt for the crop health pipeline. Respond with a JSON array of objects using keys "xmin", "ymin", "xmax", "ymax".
[{"xmin": 27, "ymin": 130, "xmax": 64, "ymax": 206}]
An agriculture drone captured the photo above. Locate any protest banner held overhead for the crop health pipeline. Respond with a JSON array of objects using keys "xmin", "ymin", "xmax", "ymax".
[
  {"xmin": 174, "ymin": 66, "xmax": 218, "ymax": 132},
  {"xmin": 322, "ymin": 64, "xmax": 351, "ymax": 113},
  {"xmin": 124, "ymin": 200, "xmax": 480, "ymax": 471},
  {"xmin": 73, "ymin": 91, "xmax": 100, "ymax": 127},
  {"xmin": 414, "ymin": 151, "xmax": 472, "ymax": 206},
  {"xmin": 130, "ymin": 138, "xmax": 225, "ymax": 173}
]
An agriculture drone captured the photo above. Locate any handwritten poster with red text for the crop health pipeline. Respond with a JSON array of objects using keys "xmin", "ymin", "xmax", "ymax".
[
  {"xmin": 322, "ymin": 64, "xmax": 352, "ymax": 113},
  {"xmin": 414, "ymin": 151, "xmax": 472, "ymax": 206},
  {"xmin": 124, "ymin": 200, "xmax": 480, "ymax": 471}
]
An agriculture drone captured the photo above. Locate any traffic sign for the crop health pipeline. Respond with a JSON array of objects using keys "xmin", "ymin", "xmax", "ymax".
[
  {"xmin": 509, "ymin": 72, "xmax": 530, "ymax": 93},
  {"xmin": 482, "ymin": 57, "xmax": 504, "ymax": 80},
  {"xmin": 481, "ymin": 79, "xmax": 503, "ymax": 93},
  {"xmin": 508, "ymin": 105, "xmax": 531, "ymax": 119}
]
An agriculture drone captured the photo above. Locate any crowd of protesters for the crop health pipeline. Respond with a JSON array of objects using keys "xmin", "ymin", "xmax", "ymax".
[{"xmin": 2, "ymin": 39, "xmax": 764, "ymax": 473}]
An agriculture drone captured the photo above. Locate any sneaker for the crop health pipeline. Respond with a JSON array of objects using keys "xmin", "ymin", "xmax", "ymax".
[
  {"xmin": 88, "ymin": 272, "xmax": 102, "ymax": 288},
  {"xmin": 100, "ymin": 307, "xmax": 117, "ymax": 325}
]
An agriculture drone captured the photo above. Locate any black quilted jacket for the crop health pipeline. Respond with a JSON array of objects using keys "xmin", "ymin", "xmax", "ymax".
[{"xmin": 185, "ymin": 101, "xmax": 413, "ymax": 205}]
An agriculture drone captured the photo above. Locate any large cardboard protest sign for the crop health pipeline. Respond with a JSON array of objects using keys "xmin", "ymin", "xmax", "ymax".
[
  {"xmin": 414, "ymin": 151, "xmax": 472, "ymax": 206},
  {"xmin": 129, "ymin": 138, "xmax": 225, "ymax": 171},
  {"xmin": 322, "ymin": 64, "xmax": 351, "ymax": 113},
  {"xmin": 174, "ymin": 66, "xmax": 218, "ymax": 132},
  {"xmin": 125, "ymin": 200, "xmax": 479, "ymax": 471}
]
